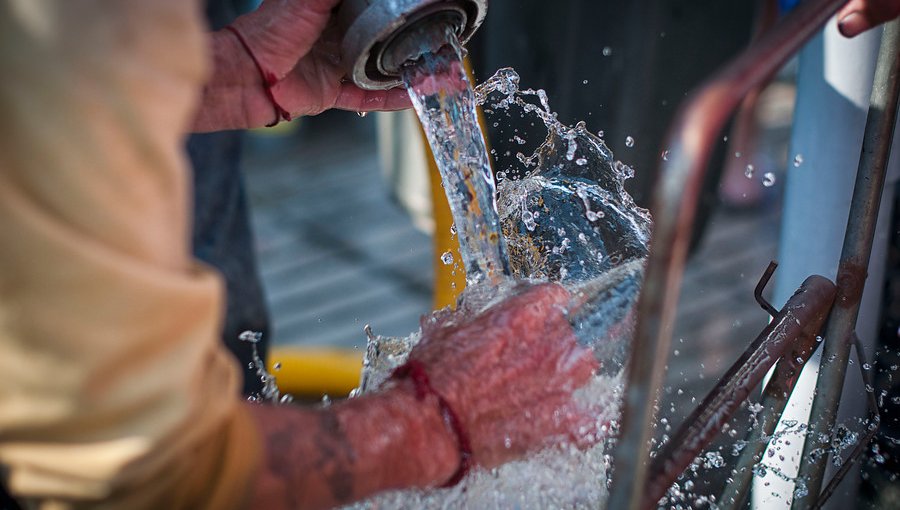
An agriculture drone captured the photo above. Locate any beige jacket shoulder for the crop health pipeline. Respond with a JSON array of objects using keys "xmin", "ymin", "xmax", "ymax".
[{"xmin": 0, "ymin": 1, "xmax": 260, "ymax": 508}]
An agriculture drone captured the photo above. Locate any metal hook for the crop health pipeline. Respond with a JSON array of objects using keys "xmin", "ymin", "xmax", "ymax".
[{"xmin": 754, "ymin": 260, "xmax": 779, "ymax": 317}]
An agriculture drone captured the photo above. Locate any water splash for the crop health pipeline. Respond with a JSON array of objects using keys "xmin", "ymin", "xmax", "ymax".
[
  {"xmin": 240, "ymin": 330, "xmax": 292, "ymax": 405},
  {"xmin": 491, "ymin": 115, "xmax": 649, "ymax": 283},
  {"xmin": 350, "ymin": 373, "xmax": 623, "ymax": 510}
]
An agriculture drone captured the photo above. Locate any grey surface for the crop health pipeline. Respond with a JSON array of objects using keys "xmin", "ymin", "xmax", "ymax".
[{"xmin": 244, "ymin": 113, "xmax": 433, "ymax": 350}]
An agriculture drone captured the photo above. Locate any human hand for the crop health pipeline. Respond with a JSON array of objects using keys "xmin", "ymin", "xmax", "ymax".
[
  {"xmin": 406, "ymin": 283, "xmax": 600, "ymax": 470},
  {"xmin": 196, "ymin": 0, "xmax": 410, "ymax": 131},
  {"xmin": 838, "ymin": 0, "xmax": 900, "ymax": 37}
]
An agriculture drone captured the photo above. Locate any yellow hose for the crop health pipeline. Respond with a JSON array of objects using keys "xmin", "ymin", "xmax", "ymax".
[{"xmin": 268, "ymin": 347, "xmax": 363, "ymax": 398}]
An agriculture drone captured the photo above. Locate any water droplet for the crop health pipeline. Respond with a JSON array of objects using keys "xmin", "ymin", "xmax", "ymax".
[
  {"xmin": 576, "ymin": 157, "xmax": 588, "ymax": 166},
  {"xmin": 357, "ymin": 111, "xmax": 368, "ymax": 118},
  {"xmin": 625, "ymin": 136, "xmax": 635, "ymax": 148},
  {"xmin": 522, "ymin": 209, "xmax": 537, "ymax": 231},
  {"xmin": 661, "ymin": 150, "xmax": 669, "ymax": 161},
  {"xmin": 582, "ymin": 79, "xmax": 589, "ymax": 85},
  {"xmin": 441, "ymin": 251, "xmax": 454, "ymax": 265},
  {"xmin": 613, "ymin": 160, "xmax": 635, "ymax": 180},
  {"xmin": 705, "ymin": 451, "xmax": 725, "ymax": 468},
  {"xmin": 863, "ymin": 363, "xmax": 872, "ymax": 370},
  {"xmin": 793, "ymin": 154, "xmax": 804, "ymax": 167},
  {"xmin": 745, "ymin": 164, "xmax": 755, "ymax": 179},
  {"xmin": 597, "ymin": 129, "xmax": 605, "ymax": 138},
  {"xmin": 273, "ymin": 362, "xmax": 282, "ymax": 371},
  {"xmin": 735, "ymin": 151, "xmax": 742, "ymax": 158},
  {"xmin": 239, "ymin": 330, "xmax": 262, "ymax": 344},
  {"xmin": 762, "ymin": 172, "xmax": 776, "ymax": 187},
  {"xmin": 602, "ymin": 46, "xmax": 612, "ymax": 56}
]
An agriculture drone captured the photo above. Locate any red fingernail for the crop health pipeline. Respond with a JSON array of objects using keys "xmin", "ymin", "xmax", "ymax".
[{"xmin": 838, "ymin": 11, "xmax": 864, "ymax": 38}]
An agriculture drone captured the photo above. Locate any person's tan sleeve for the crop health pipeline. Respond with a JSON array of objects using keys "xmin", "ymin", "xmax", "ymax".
[{"xmin": 0, "ymin": 1, "xmax": 261, "ymax": 508}]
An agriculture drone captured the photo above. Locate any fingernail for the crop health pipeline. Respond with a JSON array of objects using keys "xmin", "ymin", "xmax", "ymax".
[{"xmin": 838, "ymin": 11, "xmax": 865, "ymax": 38}]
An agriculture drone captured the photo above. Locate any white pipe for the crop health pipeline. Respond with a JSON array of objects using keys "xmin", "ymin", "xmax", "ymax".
[{"xmin": 753, "ymin": 17, "xmax": 899, "ymax": 509}]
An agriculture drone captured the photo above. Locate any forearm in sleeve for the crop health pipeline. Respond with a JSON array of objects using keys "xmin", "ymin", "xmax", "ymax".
[{"xmin": 0, "ymin": 1, "xmax": 260, "ymax": 508}]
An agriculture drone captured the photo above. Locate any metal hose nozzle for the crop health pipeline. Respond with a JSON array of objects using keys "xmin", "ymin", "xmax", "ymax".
[{"xmin": 336, "ymin": 0, "xmax": 487, "ymax": 90}]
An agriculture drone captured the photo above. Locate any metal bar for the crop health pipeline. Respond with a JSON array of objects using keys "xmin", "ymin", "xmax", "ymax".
[
  {"xmin": 719, "ymin": 315, "xmax": 829, "ymax": 509},
  {"xmin": 644, "ymin": 275, "xmax": 835, "ymax": 508},
  {"xmin": 792, "ymin": 20, "xmax": 900, "ymax": 509},
  {"xmin": 607, "ymin": 2, "xmax": 849, "ymax": 509},
  {"xmin": 812, "ymin": 335, "xmax": 881, "ymax": 509}
]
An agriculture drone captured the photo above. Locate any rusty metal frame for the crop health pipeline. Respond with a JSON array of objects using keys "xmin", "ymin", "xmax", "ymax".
[
  {"xmin": 643, "ymin": 273, "xmax": 836, "ymax": 508},
  {"xmin": 717, "ymin": 326, "xmax": 825, "ymax": 510},
  {"xmin": 606, "ymin": 1, "xmax": 851, "ymax": 509},
  {"xmin": 792, "ymin": 18, "xmax": 900, "ymax": 508}
]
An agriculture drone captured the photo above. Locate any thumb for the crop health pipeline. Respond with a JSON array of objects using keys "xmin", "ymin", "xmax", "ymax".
[{"xmin": 837, "ymin": 0, "xmax": 900, "ymax": 38}]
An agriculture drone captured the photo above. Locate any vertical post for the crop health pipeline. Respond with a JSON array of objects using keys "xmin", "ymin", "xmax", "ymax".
[
  {"xmin": 792, "ymin": 19, "xmax": 900, "ymax": 508},
  {"xmin": 759, "ymin": 18, "xmax": 890, "ymax": 509}
]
